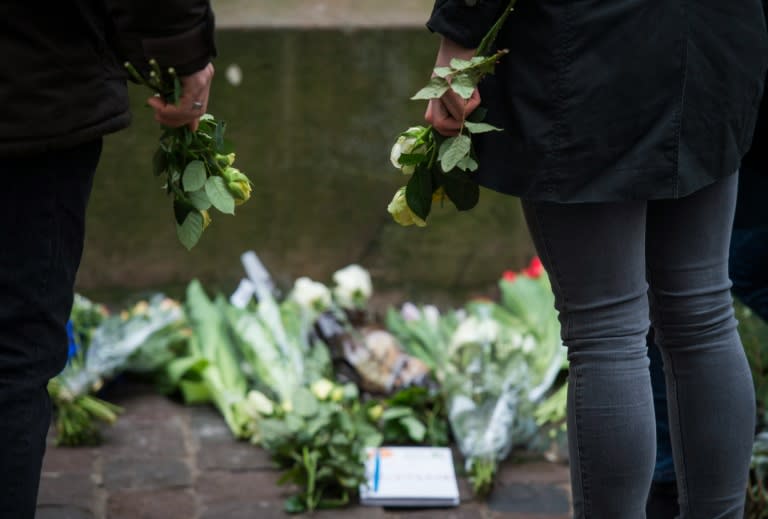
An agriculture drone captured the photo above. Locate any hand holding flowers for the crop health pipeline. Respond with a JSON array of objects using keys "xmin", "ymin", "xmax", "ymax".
[
  {"xmin": 124, "ymin": 60, "xmax": 252, "ymax": 250},
  {"xmin": 387, "ymin": 0, "xmax": 517, "ymax": 227}
]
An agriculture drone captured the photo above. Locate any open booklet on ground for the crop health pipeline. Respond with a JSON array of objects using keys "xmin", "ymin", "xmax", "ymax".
[{"xmin": 359, "ymin": 446, "xmax": 460, "ymax": 507}]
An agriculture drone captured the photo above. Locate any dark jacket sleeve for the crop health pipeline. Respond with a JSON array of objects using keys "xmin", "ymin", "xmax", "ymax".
[
  {"xmin": 426, "ymin": 0, "xmax": 507, "ymax": 49},
  {"xmin": 104, "ymin": 0, "xmax": 216, "ymax": 75}
]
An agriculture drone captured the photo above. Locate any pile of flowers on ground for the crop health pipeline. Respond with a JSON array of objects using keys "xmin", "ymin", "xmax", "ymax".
[
  {"xmin": 52, "ymin": 256, "xmax": 565, "ymax": 510},
  {"xmin": 55, "ymin": 256, "xmax": 768, "ymax": 513}
]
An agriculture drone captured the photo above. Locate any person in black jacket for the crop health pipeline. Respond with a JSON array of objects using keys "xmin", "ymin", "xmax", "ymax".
[
  {"xmin": 0, "ymin": 2, "xmax": 216, "ymax": 517},
  {"xmin": 426, "ymin": 0, "xmax": 767, "ymax": 517},
  {"xmin": 646, "ymin": 74, "xmax": 768, "ymax": 518}
]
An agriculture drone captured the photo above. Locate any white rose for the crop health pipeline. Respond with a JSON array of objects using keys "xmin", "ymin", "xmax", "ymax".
[
  {"xmin": 400, "ymin": 302, "xmax": 421, "ymax": 322},
  {"xmin": 387, "ymin": 187, "xmax": 427, "ymax": 227},
  {"xmin": 451, "ymin": 316, "xmax": 500, "ymax": 349},
  {"xmin": 310, "ymin": 378, "xmax": 335, "ymax": 401},
  {"xmin": 332, "ymin": 264, "xmax": 373, "ymax": 309},
  {"xmin": 521, "ymin": 335, "xmax": 536, "ymax": 353},
  {"xmin": 245, "ymin": 390, "xmax": 274, "ymax": 417},
  {"xmin": 423, "ymin": 305, "xmax": 441, "ymax": 327},
  {"xmin": 390, "ymin": 127, "xmax": 427, "ymax": 175},
  {"xmin": 290, "ymin": 277, "xmax": 332, "ymax": 313}
]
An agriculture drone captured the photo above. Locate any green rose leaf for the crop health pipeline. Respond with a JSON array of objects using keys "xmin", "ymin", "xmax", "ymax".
[
  {"xmin": 176, "ymin": 211, "xmax": 204, "ymax": 250},
  {"xmin": 283, "ymin": 496, "xmax": 306, "ymax": 514},
  {"xmin": 443, "ymin": 170, "xmax": 480, "ymax": 211},
  {"xmin": 457, "ymin": 155, "xmax": 479, "ymax": 172},
  {"xmin": 400, "ymin": 416, "xmax": 427, "ymax": 443},
  {"xmin": 439, "ymin": 134, "xmax": 472, "ymax": 172},
  {"xmin": 433, "ymin": 66, "xmax": 453, "ymax": 78},
  {"xmin": 292, "ymin": 387, "xmax": 320, "ymax": 418},
  {"xmin": 464, "ymin": 121, "xmax": 503, "ymax": 134},
  {"xmin": 381, "ymin": 407, "xmax": 413, "ymax": 421},
  {"xmin": 450, "ymin": 73, "xmax": 476, "ymax": 99},
  {"xmin": 405, "ymin": 165, "xmax": 433, "ymax": 220},
  {"xmin": 411, "ymin": 77, "xmax": 449, "ymax": 100},
  {"xmin": 397, "ymin": 153, "xmax": 428, "ymax": 166},
  {"xmin": 205, "ymin": 176, "xmax": 236, "ymax": 215},
  {"xmin": 187, "ymin": 188, "xmax": 212, "ymax": 210},
  {"xmin": 450, "ymin": 58, "xmax": 472, "ymax": 70},
  {"xmin": 182, "ymin": 160, "xmax": 207, "ymax": 192}
]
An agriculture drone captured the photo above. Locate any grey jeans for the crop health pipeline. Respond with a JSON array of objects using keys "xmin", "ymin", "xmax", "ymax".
[{"xmin": 522, "ymin": 173, "xmax": 755, "ymax": 518}]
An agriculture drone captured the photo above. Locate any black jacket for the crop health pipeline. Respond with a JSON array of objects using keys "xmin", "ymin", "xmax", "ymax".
[
  {"xmin": 428, "ymin": 0, "xmax": 768, "ymax": 202},
  {"xmin": 0, "ymin": 0, "xmax": 216, "ymax": 157}
]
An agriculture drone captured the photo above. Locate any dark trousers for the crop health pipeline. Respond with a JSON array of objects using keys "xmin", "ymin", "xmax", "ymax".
[
  {"xmin": 0, "ymin": 140, "xmax": 100, "ymax": 518},
  {"xmin": 522, "ymin": 174, "xmax": 755, "ymax": 518},
  {"xmin": 647, "ymin": 168, "xmax": 768, "ymax": 517}
]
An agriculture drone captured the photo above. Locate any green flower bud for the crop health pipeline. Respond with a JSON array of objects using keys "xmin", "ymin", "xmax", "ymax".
[
  {"xmin": 221, "ymin": 167, "xmax": 252, "ymax": 204},
  {"xmin": 216, "ymin": 153, "xmax": 236, "ymax": 168},
  {"xmin": 228, "ymin": 180, "xmax": 252, "ymax": 205},
  {"xmin": 221, "ymin": 166, "xmax": 247, "ymax": 183},
  {"xmin": 330, "ymin": 387, "xmax": 344, "ymax": 402},
  {"xmin": 368, "ymin": 404, "xmax": 384, "ymax": 422}
]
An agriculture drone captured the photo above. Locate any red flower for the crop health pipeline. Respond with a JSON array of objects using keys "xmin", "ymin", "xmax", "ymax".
[
  {"xmin": 524, "ymin": 257, "xmax": 544, "ymax": 278},
  {"xmin": 502, "ymin": 270, "xmax": 517, "ymax": 282}
]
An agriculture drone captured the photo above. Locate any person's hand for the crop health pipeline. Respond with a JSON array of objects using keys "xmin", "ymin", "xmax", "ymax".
[
  {"xmin": 147, "ymin": 63, "xmax": 214, "ymax": 132},
  {"xmin": 425, "ymin": 38, "xmax": 482, "ymax": 136}
]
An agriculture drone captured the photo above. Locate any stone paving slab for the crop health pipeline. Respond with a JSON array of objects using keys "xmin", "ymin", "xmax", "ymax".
[{"xmin": 38, "ymin": 381, "xmax": 571, "ymax": 518}]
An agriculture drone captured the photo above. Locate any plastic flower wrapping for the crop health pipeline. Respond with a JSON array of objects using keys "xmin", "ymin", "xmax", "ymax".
[
  {"xmin": 387, "ymin": 257, "xmax": 567, "ymax": 494},
  {"xmin": 49, "ymin": 294, "xmax": 186, "ymax": 445}
]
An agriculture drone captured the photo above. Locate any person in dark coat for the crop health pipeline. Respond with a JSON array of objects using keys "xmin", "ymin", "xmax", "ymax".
[
  {"xmin": 425, "ymin": 0, "xmax": 768, "ymax": 516},
  {"xmin": 0, "ymin": 2, "xmax": 216, "ymax": 517},
  {"xmin": 647, "ymin": 73, "xmax": 768, "ymax": 519}
]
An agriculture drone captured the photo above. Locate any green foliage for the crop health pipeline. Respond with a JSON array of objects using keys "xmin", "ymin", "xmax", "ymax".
[
  {"xmin": 377, "ymin": 387, "xmax": 450, "ymax": 447},
  {"xmin": 388, "ymin": 21, "xmax": 512, "ymax": 226},
  {"xmin": 439, "ymin": 135, "xmax": 472, "ymax": 173},
  {"xmin": 47, "ymin": 378, "xmax": 122, "ymax": 447},
  {"xmin": 180, "ymin": 281, "xmax": 251, "ymax": 438},
  {"xmin": 124, "ymin": 60, "xmax": 252, "ymax": 250},
  {"xmin": 176, "ymin": 211, "xmax": 204, "ymax": 251},
  {"xmin": 258, "ymin": 390, "xmax": 382, "ymax": 514},
  {"xmin": 740, "ymin": 301, "xmax": 768, "ymax": 515},
  {"xmin": 468, "ymin": 457, "xmax": 497, "ymax": 497}
]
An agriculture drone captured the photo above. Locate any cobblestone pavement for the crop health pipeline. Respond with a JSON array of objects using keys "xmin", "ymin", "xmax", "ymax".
[{"xmin": 37, "ymin": 381, "xmax": 571, "ymax": 519}]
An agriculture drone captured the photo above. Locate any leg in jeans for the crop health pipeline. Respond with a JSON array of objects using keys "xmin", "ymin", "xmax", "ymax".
[
  {"xmin": 522, "ymin": 174, "xmax": 754, "ymax": 518},
  {"xmin": 522, "ymin": 198, "xmax": 655, "ymax": 518},
  {"xmin": 646, "ymin": 330, "xmax": 680, "ymax": 519},
  {"xmin": 0, "ymin": 140, "xmax": 100, "ymax": 518},
  {"xmin": 647, "ymin": 173, "xmax": 755, "ymax": 518}
]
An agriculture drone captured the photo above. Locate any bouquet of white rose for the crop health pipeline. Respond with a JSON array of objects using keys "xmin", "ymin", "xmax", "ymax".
[
  {"xmin": 387, "ymin": 0, "xmax": 517, "ymax": 227},
  {"xmin": 124, "ymin": 60, "xmax": 253, "ymax": 250}
]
